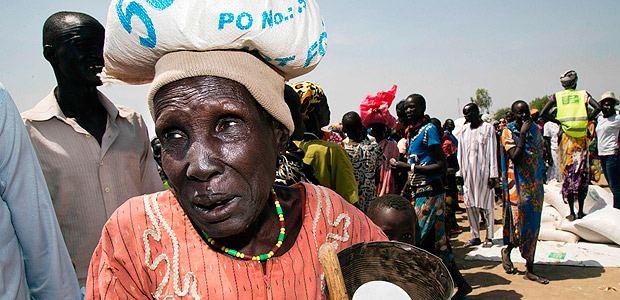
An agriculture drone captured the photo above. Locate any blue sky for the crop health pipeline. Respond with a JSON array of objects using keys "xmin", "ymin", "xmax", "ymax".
[{"xmin": 2, "ymin": 1, "xmax": 619, "ymax": 137}]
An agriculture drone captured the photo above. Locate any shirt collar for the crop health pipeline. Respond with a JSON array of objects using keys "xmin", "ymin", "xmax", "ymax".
[{"xmin": 24, "ymin": 88, "xmax": 129, "ymax": 122}]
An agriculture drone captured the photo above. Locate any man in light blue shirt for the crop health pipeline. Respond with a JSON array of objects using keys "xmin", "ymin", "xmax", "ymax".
[{"xmin": 0, "ymin": 82, "xmax": 80, "ymax": 299}]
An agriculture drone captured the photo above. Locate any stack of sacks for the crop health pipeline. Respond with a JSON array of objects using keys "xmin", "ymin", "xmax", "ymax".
[
  {"xmin": 542, "ymin": 183, "xmax": 620, "ymax": 246},
  {"xmin": 538, "ymin": 202, "xmax": 580, "ymax": 243}
]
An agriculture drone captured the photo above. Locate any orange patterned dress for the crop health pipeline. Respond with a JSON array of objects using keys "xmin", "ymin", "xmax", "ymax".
[
  {"xmin": 500, "ymin": 123, "xmax": 545, "ymax": 262},
  {"xmin": 86, "ymin": 182, "xmax": 387, "ymax": 299}
]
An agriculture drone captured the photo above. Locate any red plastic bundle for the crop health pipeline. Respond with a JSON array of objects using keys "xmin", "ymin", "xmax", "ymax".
[{"xmin": 359, "ymin": 85, "xmax": 398, "ymax": 128}]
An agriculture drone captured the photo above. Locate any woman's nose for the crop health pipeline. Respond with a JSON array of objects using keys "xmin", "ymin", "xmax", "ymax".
[{"xmin": 185, "ymin": 141, "xmax": 223, "ymax": 181}]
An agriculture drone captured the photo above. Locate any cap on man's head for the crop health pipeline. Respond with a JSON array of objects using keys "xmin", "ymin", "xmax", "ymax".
[{"xmin": 600, "ymin": 91, "xmax": 620, "ymax": 105}]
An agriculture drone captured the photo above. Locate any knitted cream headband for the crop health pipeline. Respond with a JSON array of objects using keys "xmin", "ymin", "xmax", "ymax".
[{"xmin": 147, "ymin": 50, "xmax": 294, "ymax": 135}]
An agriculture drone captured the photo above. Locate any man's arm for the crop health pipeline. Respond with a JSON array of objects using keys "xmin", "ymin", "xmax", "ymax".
[
  {"xmin": 0, "ymin": 85, "xmax": 80, "ymax": 299},
  {"xmin": 540, "ymin": 95, "xmax": 560, "ymax": 124},
  {"xmin": 487, "ymin": 125, "xmax": 499, "ymax": 187},
  {"xmin": 587, "ymin": 94, "xmax": 601, "ymax": 121}
]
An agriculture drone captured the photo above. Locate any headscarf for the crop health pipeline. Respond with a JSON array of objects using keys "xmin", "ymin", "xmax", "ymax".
[
  {"xmin": 148, "ymin": 51, "xmax": 294, "ymax": 134},
  {"xmin": 291, "ymin": 81, "xmax": 324, "ymax": 119},
  {"xmin": 359, "ymin": 85, "xmax": 398, "ymax": 128},
  {"xmin": 327, "ymin": 122, "xmax": 344, "ymax": 137},
  {"xmin": 560, "ymin": 70, "xmax": 578, "ymax": 89}
]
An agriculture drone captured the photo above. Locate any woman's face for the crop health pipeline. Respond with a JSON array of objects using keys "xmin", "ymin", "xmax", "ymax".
[
  {"xmin": 443, "ymin": 120, "xmax": 455, "ymax": 132},
  {"xmin": 601, "ymin": 99, "xmax": 617, "ymax": 118},
  {"xmin": 512, "ymin": 102, "xmax": 530, "ymax": 124},
  {"xmin": 153, "ymin": 76, "xmax": 288, "ymax": 238},
  {"xmin": 404, "ymin": 98, "xmax": 425, "ymax": 123}
]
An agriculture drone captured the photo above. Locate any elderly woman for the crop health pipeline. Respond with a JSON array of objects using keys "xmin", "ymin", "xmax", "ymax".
[
  {"xmin": 86, "ymin": 2, "xmax": 387, "ymax": 299},
  {"xmin": 86, "ymin": 50, "xmax": 387, "ymax": 299}
]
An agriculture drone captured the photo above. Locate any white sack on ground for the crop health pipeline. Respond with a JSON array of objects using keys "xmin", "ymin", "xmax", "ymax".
[
  {"xmin": 544, "ymin": 184, "xmax": 612, "ymax": 218},
  {"xmin": 574, "ymin": 207, "xmax": 620, "ymax": 246},
  {"xmin": 555, "ymin": 218, "xmax": 614, "ymax": 244},
  {"xmin": 538, "ymin": 222, "xmax": 580, "ymax": 244},
  {"xmin": 541, "ymin": 204, "xmax": 562, "ymax": 224}
]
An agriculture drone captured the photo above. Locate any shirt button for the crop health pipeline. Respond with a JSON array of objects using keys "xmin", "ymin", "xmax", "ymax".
[
  {"xmin": 86, "ymin": 134, "xmax": 91, "ymax": 138},
  {"xmin": 100, "ymin": 160, "xmax": 104, "ymax": 166},
  {"xmin": 105, "ymin": 187, "xmax": 111, "ymax": 193}
]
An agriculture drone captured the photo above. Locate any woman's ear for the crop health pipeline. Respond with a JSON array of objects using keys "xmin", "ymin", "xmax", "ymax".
[{"xmin": 272, "ymin": 121, "xmax": 290, "ymax": 154}]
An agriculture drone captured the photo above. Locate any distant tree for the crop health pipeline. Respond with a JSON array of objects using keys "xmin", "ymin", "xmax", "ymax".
[
  {"xmin": 494, "ymin": 107, "xmax": 511, "ymax": 121},
  {"xmin": 530, "ymin": 95, "xmax": 550, "ymax": 111},
  {"xmin": 470, "ymin": 88, "xmax": 493, "ymax": 114}
]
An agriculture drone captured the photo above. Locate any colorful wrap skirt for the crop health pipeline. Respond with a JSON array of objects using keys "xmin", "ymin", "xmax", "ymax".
[{"xmin": 559, "ymin": 134, "xmax": 589, "ymax": 199}]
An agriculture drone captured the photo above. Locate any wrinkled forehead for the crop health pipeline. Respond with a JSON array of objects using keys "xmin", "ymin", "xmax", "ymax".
[{"xmin": 153, "ymin": 76, "xmax": 258, "ymax": 120}]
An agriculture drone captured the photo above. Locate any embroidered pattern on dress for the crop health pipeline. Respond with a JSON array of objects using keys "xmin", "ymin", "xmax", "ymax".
[
  {"xmin": 310, "ymin": 184, "xmax": 352, "ymax": 297},
  {"xmin": 143, "ymin": 192, "xmax": 200, "ymax": 300},
  {"xmin": 311, "ymin": 185, "xmax": 351, "ymax": 250}
]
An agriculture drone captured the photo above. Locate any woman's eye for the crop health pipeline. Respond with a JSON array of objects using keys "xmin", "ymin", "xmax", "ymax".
[
  {"xmin": 164, "ymin": 131, "xmax": 184, "ymax": 140},
  {"xmin": 216, "ymin": 120, "xmax": 238, "ymax": 132}
]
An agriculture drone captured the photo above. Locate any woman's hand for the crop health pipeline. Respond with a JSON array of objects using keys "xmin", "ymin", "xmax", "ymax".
[
  {"xmin": 520, "ymin": 120, "xmax": 532, "ymax": 136},
  {"xmin": 390, "ymin": 158, "xmax": 411, "ymax": 172}
]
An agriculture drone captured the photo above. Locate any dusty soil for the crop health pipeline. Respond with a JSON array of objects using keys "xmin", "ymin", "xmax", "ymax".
[{"xmin": 451, "ymin": 179, "xmax": 620, "ymax": 299}]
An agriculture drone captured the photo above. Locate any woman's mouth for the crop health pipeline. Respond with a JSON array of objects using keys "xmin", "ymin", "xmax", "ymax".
[{"xmin": 192, "ymin": 194, "xmax": 238, "ymax": 223}]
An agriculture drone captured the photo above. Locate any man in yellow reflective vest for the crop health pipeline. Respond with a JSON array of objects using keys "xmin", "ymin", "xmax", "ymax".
[{"xmin": 541, "ymin": 70, "xmax": 601, "ymax": 221}]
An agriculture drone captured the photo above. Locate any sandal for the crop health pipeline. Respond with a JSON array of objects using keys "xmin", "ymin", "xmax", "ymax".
[
  {"xmin": 450, "ymin": 228, "xmax": 463, "ymax": 235},
  {"xmin": 482, "ymin": 239, "xmax": 493, "ymax": 248},
  {"xmin": 464, "ymin": 238, "xmax": 481, "ymax": 247},
  {"xmin": 524, "ymin": 272, "xmax": 549, "ymax": 284}
]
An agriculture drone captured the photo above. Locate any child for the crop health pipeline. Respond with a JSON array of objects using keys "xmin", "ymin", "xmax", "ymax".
[{"xmin": 367, "ymin": 194, "xmax": 417, "ymax": 246}]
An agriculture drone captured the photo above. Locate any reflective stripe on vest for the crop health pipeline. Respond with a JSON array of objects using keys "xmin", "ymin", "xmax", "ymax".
[{"xmin": 555, "ymin": 90, "xmax": 588, "ymax": 137}]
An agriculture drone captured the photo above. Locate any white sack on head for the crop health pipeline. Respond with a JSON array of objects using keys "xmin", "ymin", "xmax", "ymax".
[{"xmin": 103, "ymin": 0, "xmax": 327, "ymax": 84}]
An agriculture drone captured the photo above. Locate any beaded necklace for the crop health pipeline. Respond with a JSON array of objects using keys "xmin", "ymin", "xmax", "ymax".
[{"xmin": 202, "ymin": 188, "xmax": 285, "ymax": 261}]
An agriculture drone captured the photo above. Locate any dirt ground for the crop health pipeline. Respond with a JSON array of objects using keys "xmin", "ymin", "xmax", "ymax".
[{"xmin": 451, "ymin": 179, "xmax": 620, "ymax": 299}]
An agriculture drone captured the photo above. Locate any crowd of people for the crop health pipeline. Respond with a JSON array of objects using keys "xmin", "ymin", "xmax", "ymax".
[{"xmin": 1, "ymin": 5, "xmax": 619, "ymax": 300}]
